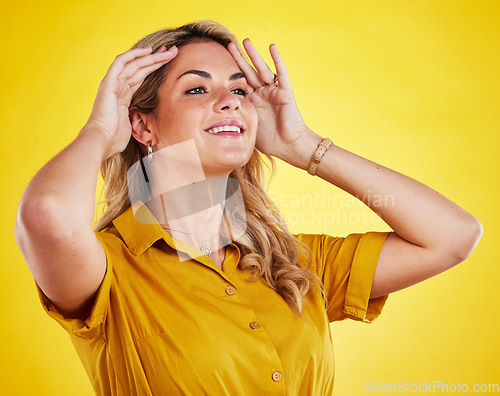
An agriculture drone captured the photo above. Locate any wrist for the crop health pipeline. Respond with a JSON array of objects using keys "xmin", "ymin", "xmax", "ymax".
[
  {"xmin": 77, "ymin": 125, "xmax": 117, "ymax": 162},
  {"xmin": 280, "ymin": 129, "xmax": 324, "ymax": 170},
  {"xmin": 307, "ymin": 138, "xmax": 333, "ymax": 176}
]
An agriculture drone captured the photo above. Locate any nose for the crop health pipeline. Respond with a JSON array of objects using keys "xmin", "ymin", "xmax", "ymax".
[{"xmin": 214, "ymin": 90, "xmax": 240, "ymax": 113}]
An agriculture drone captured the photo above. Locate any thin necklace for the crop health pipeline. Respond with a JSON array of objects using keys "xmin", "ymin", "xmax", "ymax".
[
  {"xmin": 161, "ymin": 226, "xmax": 220, "ymax": 257},
  {"xmin": 159, "ymin": 180, "xmax": 222, "ymax": 257}
]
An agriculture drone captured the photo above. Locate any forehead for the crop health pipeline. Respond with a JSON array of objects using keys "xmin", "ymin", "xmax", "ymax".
[{"xmin": 166, "ymin": 40, "xmax": 240, "ymax": 75}]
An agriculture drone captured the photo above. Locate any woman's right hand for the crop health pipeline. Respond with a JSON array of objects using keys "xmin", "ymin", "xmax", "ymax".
[
  {"xmin": 15, "ymin": 46, "xmax": 178, "ymax": 319},
  {"xmin": 85, "ymin": 46, "xmax": 178, "ymax": 159}
]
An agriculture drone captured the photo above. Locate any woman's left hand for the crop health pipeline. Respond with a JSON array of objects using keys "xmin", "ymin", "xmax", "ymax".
[{"xmin": 228, "ymin": 39, "xmax": 319, "ymax": 164}]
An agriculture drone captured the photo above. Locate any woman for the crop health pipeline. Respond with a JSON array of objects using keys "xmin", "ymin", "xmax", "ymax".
[{"xmin": 15, "ymin": 21, "xmax": 482, "ymax": 395}]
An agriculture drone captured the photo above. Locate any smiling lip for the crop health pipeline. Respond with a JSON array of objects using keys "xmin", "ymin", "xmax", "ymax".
[{"xmin": 205, "ymin": 119, "xmax": 245, "ymax": 135}]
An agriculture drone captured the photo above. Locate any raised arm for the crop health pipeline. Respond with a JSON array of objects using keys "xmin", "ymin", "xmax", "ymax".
[
  {"xmin": 228, "ymin": 39, "xmax": 482, "ymax": 297},
  {"xmin": 15, "ymin": 46, "xmax": 177, "ymax": 317},
  {"xmin": 286, "ymin": 138, "xmax": 483, "ymax": 297}
]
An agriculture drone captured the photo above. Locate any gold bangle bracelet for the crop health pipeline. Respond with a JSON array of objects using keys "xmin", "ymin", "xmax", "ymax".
[{"xmin": 307, "ymin": 138, "xmax": 333, "ymax": 176}]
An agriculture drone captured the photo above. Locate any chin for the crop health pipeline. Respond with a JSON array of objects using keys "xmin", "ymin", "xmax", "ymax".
[{"xmin": 203, "ymin": 155, "xmax": 252, "ymax": 178}]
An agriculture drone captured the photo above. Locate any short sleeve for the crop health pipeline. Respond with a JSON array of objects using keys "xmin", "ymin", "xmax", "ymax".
[
  {"xmin": 298, "ymin": 231, "xmax": 391, "ymax": 323},
  {"xmin": 36, "ymin": 231, "xmax": 117, "ymax": 341}
]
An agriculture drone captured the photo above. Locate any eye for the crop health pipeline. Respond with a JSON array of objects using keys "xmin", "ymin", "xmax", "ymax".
[
  {"xmin": 231, "ymin": 88, "xmax": 248, "ymax": 96},
  {"xmin": 186, "ymin": 86, "xmax": 206, "ymax": 95}
]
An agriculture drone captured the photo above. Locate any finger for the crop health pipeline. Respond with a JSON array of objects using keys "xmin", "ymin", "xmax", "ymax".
[
  {"xmin": 120, "ymin": 46, "xmax": 178, "ymax": 81},
  {"xmin": 227, "ymin": 42, "xmax": 261, "ymax": 88},
  {"xmin": 125, "ymin": 65, "xmax": 165, "ymax": 91},
  {"xmin": 127, "ymin": 79, "xmax": 144, "ymax": 95},
  {"xmin": 106, "ymin": 47, "xmax": 154, "ymax": 79},
  {"xmin": 107, "ymin": 46, "xmax": 176, "ymax": 84},
  {"xmin": 269, "ymin": 43, "xmax": 292, "ymax": 90},
  {"xmin": 125, "ymin": 57, "xmax": 173, "ymax": 88},
  {"xmin": 242, "ymin": 38, "xmax": 276, "ymax": 85}
]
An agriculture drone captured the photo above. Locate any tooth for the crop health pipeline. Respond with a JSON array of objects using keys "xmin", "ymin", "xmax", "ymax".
[{"xmin": 206, "ymin": 126, "xmax": 243, "ymax": 134}]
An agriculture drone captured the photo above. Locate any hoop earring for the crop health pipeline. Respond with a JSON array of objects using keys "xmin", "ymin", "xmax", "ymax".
[{"xmin": 148, "ymin": 141, "xmax": 153, "ymax": 163}]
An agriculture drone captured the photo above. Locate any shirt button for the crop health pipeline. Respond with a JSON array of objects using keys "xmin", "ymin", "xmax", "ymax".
[
  {"xmin": 225, "ymin": 286, "xmax": 236, "ymax": 295},
  {"xmin": 272, "ymin": 371, "xmax": 282, "ymax": 382},
  {"xmin": 249, "ymin": 321, "xmax": 261, "ymax": 329}
]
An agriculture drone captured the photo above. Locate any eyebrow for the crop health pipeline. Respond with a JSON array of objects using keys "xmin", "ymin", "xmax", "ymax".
[{"xmin": 177, "ymin": 70, "xmax": 246, "ymax": 81}]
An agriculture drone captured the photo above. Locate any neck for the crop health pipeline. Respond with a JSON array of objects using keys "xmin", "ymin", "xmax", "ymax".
[{"xmin": 147, "ymin": 177, "xmax": 230, "ymax": 261}]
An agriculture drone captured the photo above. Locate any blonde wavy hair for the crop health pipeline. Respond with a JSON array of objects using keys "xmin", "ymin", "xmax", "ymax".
[{"xmin": 95, "ymin": 20, "xmax": 322, "ymax": 316}]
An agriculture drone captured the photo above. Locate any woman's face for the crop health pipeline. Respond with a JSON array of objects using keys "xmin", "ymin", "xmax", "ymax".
[{"xmin": 149, "ymin": 40, "xmax": 258, "ymax": 177}]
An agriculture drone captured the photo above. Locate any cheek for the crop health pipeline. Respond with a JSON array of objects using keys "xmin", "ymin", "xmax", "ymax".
[
  {"xmin": 155, "ymin": 102, "xmax": 202, "ymax": 136},
  {"xmin": 244, "ymin": 103, "xmax": 258, "ymax": 131}
]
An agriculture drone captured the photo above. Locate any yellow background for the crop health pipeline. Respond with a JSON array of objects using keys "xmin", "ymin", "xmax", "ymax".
[{"xmin": 2, "ymin": 0, "xmax": 499, "ymax": 394}]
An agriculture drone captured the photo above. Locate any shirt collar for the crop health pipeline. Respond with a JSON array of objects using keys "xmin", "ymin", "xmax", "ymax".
[
  {"xmin": 111, "ymin": 205, "xmax": 241, "ymax": 278},
  {"xmin": 112, "ymin": 205, "xmax": 165, "ymax": 255}
]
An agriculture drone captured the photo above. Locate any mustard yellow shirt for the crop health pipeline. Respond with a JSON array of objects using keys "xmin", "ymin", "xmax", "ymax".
[{"xmin": 39, "ymin": 207, "xmax": 389, "ymax": 395}]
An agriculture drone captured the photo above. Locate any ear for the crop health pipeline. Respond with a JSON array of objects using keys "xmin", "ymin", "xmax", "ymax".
[{"xmin": 129, "ymin": 108, "xmax": 156, "ymax": 146}]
